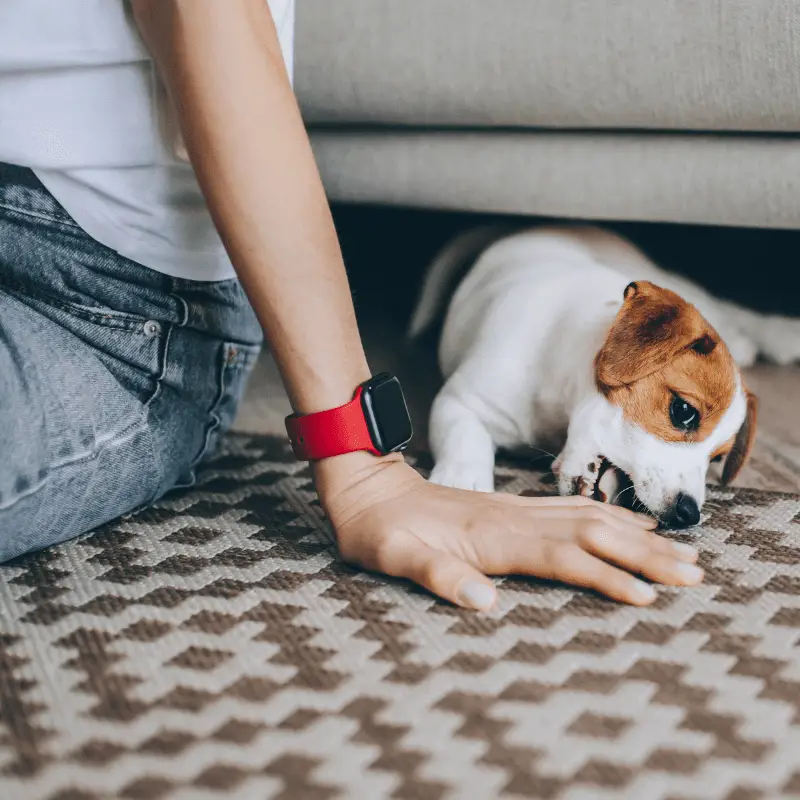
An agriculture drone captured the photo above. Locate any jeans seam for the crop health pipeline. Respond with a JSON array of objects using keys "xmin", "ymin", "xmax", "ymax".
[
  {"xmin": 0, "ymin": 283, "xmax": 148, "ymax": 332},
  {"xmin": 0, "ymin": 478, "xmax": 48, "ymax": 514},
  {"xmin": 0, "ymin": 200, "xmax": 81, "ymax": 231},
  {"xmin": 145, "ymin": 321, "xmax": 170, "ymax": 410},
  {"xmin": 190, "ymin": 346, "xmax": 229, "ymax": 469},
  {"xmin": 182, "ymin": 341, "xmax": 249, "ymax": 479},
  {"xmin": 0, "ymin": 417, "xmax": 151, "ymax": 514},
  {"xmin": 141, "ymin": 322, "xmax": 171, "ymax": 503},
  {"xmin": 169, "ymin": 276, "xmax": 190, "ymax": 328}
]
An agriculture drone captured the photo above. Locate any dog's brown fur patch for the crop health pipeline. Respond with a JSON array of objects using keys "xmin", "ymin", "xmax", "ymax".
[
  {"xmin": 721, "ymin": 390, "xmax": 758, "ymax": 485},
  {"xmin": 711, "ymin": 438, "xmax": 735, "ymax": 462},
  {"xmin": 595, "ymin": 281, "xmax": 738, "ymax": 444}
]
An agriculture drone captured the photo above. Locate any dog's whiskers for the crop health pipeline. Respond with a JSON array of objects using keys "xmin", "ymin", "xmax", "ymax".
[
  {"xmin": 612, "ymin": 483, "xmax": 636, "ymax": 506},
  {"xmin": 524, "ymin": 445, "xmax": 559, "ymax": 462}
]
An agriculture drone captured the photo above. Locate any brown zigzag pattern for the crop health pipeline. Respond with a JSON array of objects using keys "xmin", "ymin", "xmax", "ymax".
[{"xmin": 1, "ymin": 435, "xmax": 799, "ymax": 799}]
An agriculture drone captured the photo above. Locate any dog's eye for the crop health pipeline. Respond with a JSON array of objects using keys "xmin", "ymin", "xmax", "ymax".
[{"xmin": 669, "ymin": 396, "xmax": 700, "ymax": 432}]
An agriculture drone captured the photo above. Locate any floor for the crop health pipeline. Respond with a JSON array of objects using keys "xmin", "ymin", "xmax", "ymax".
[
  {"xmin": 8, "ymin": 423, "xmax": 800, "ymax": 800},
  {"xmin": 233, "ymin": 206, "xmax": 800, "ymax": 494}
]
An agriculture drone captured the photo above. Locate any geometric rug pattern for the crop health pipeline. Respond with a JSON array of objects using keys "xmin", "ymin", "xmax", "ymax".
[{"xmin": 1, "ymin": 436, "xmax": 799, "ymax": 800}]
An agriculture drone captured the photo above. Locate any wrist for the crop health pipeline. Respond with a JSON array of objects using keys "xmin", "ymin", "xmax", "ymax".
[
  {"xmin": 312, "ymin": 450, "xmax": 410, "ymax": 520},
  {"xmin": 287, "ymin": 360, "xmax": 371, "ymax": 416},
  {"xmin": 312, "ymin": 449, "xmax": 405, "ymax": 489}
]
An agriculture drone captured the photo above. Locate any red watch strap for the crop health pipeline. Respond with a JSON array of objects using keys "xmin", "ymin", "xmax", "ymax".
[{"xmin": 285, "ymin": 386, "xmax": 379, "ymax": 460}]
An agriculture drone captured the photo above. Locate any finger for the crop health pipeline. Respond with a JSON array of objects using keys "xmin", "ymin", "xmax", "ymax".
[
  {"xmin": 586, "ymin": 501, "xmax": 658, "ymax": 530},
  {"xmin": 581, "ymin": 526, "xmax": 704, "ymax": 587},
  {"xmin": 523, "ymin": 511, "xmax": 700, "ymax": 563},
  {"xmin": 647, "ymin": 534, "xmax": 699, "ymax": 563},
  {"xmin": 549, "ymin": 547, "xmax": 660, "ymax": 606},
  {"xmin": 479, "ymin": 534, "xmax": 658, "ymax": 606},
  {"xmin": 495, "ymin": 492, "xmax": 657, "ymax": 528},
  {"xmin": 491, "ymin": 503, "xmax": 657, "ymax": 540},
  {"xmin": 547, "ymin": 505, "xmax": 658, "ymax": 536},
  {"xmin": 559, "ymin": 510, "xmax": 699, "ymax": 563},
  {"xmin": 505, "ymin": 505, "xmax": 699, "ymax": 562},
  {"xmin": 375, "ymin": 538, "xmax": 497, "ymax": 611}
]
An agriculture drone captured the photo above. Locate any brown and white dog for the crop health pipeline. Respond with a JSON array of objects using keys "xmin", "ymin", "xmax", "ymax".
[{"xmin": 408, "ymin": 225, "xmax": 778, "ymax": 528}]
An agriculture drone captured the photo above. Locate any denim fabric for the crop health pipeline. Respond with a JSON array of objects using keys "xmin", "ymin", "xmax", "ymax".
[{"xmin": 0, "ymin": 163, "xmax": 263, "ymax": 562}]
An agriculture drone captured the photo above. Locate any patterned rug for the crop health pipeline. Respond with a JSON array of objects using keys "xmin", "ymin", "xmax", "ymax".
[{"xmin": 1, "ymin": 435, "xmax": 799, "ymax": 800}]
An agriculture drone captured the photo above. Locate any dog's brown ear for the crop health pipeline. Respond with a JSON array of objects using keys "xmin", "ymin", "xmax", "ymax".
[
  {"xmin": 595, "ymin": 281, "xmax": 717, "ymax": 390},
  {"xmin": 720, "ymin": 390, "xmax": 758, "ymax": 485}
]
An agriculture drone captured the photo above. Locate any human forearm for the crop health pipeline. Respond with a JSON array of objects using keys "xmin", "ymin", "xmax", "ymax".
[
  {"xmin": 132, "ymin": 0, "xmax": 369, "ymax": 414},
  {"xmin": 129, "ymin": 1, "xmax": 704, "ymax": 614}
]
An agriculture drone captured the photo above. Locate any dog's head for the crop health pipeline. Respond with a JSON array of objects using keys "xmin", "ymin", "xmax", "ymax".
[{"xmin": 590, "ymin": 281, "xmax": 757, "ymax": 527}]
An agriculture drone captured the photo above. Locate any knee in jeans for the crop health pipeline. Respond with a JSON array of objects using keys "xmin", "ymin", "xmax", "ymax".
[
  {"xmin": 0, "ymin": 413, "xmax": 48, "ymax": 509},
  {"xmin": 0, "ymin": 367, "xmax": 49, "ymax": 509}
]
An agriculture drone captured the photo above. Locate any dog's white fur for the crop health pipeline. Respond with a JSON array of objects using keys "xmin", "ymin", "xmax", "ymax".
[{"xmin": 411, "ymin": 225, "xmax": 795, "ymax": 520}]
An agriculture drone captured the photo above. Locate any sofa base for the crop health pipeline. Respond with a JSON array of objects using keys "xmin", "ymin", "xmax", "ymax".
[{"xmin": 310, "ymin": 130, "xmax": 800, "ymax": 230}]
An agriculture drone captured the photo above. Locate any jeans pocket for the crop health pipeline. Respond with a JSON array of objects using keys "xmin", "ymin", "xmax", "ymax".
[
  {"xmin": 1, "ymin": 287, "xmax": 166, "ymax": 407},
  {"xmin": 176, "ymin": 340, "xmax": 262, "ymax": 488},
  {"xmin": 44, "ymin": 298, "xmax": 156, "ymax": 331},
  {"xmin": 209, "ymin": 340, "xmax": 262, "ymax": 448}
]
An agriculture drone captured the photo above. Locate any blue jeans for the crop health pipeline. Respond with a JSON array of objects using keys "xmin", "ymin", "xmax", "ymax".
[{"xmin": 0, "ymin": 163, "xmax": 263, "ymax": 562}]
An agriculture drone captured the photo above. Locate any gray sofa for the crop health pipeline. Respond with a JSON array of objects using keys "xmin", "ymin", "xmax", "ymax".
[{"xmin": 295, "ymin": 1, "xmax": 800, "ymax": 230}]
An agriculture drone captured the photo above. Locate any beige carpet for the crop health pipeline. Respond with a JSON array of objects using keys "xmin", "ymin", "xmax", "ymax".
[
  {"xmin": 2, "ymin": 435, "xmax": 800, "ymax": 800},
  {"xmin": 4, "ymin": 207, "xmax": 798, "ymax": 798}
]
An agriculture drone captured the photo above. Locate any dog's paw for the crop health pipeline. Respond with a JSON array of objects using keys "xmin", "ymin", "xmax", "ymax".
[
  {"xmin": 556, "ymin": 455, "xmax": 603, "ymax": 498},
  {"xmin": 725, "ymin": 333, "xmax": 758, "ymax": 368},
  {"xmin": 429, "ymin": 461, "xmax": 494, "ymax": 492},
  {"xmin": 756, "ymin": 316, "xmax": 800, "ymax": 366}
]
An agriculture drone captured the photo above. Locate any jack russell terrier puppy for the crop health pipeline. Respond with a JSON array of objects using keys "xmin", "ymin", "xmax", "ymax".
[{"xmin": 407, "ymin": 225, "xmax": 792, "ymax": 529}]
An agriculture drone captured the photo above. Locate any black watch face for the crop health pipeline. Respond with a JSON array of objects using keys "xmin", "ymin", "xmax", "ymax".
[{"xmin": 361, "ymin": 374, "xmax": 413, "ymax": 454}]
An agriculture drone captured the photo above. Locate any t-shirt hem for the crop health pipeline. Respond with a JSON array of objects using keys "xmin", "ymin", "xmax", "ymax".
[{"xmin": 34, "ymin": 169, "xmax": 238, "ymax": 283}]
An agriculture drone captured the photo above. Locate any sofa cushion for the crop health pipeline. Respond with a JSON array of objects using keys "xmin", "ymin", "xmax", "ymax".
[
  {"xmin": 309, "ymin": 130, "xmax": 800, "ymax": 229},
  {"xmin": 296, "ymin": 0, "xmax": 800, "ymax": 133}
]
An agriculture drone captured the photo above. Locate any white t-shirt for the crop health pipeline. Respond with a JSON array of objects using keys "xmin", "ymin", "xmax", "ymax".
[{"xmin": 0, "ymin": 0, "xmax": 295, "ymax": 282}]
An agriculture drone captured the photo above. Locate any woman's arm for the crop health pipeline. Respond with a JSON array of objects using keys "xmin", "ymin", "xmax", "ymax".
[
  {"xmin": 130, "ymin": 0, "xmax": 703, "ymax": 610},
  {"xmin": 132, "ymin": 0, "xmax": 369, "ymax": 416}
]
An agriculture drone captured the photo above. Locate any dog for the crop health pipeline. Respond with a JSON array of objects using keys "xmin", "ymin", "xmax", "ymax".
[{"xmin": 406, "ymin": 224, "xmax": 793, "ymax": 528}]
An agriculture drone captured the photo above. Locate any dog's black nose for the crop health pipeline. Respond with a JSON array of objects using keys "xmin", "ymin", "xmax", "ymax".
[{"xmin": 665, "ymin": 493, "xmax": 701, "ymax": 529}]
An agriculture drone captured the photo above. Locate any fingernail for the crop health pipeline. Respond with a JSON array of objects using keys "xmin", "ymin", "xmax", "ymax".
[
  {"xmin": 675, "ymin": 562, "xmax": 704, "ymax": 584},
  {"xmin": 672, "ymin": 542, "xmax": 698, "ymax": 560},
  {"xmin": 632, "ymin": 579, "xmax": 657, "ymax": 603},
  {"xmin": 458, "ymin": 581, "xmax": 496, "ymax": 611}
]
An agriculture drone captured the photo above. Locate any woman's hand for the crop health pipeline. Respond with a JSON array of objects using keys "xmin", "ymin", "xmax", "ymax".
[
  {"xmin": 314, "ymin": 452, "xmax": 704, "ymax": 610},
  {"xmin": 129, "ymin": 3, "xmax": 696, "ymax": 608}
]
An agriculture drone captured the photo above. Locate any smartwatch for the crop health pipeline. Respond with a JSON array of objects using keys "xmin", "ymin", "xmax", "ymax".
[{"xmin": 285, "ymin": 373, "xmax": 413, "ymax": 461}]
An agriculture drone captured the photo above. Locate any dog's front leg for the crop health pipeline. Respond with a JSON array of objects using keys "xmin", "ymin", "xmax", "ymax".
[
  {"xmin": 428, "ymin": 390, "xmax": 496, "ymax": 492},
  {"xmin": 553, "ymin": 439, "xmax": 604, "ymax": 499}
]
